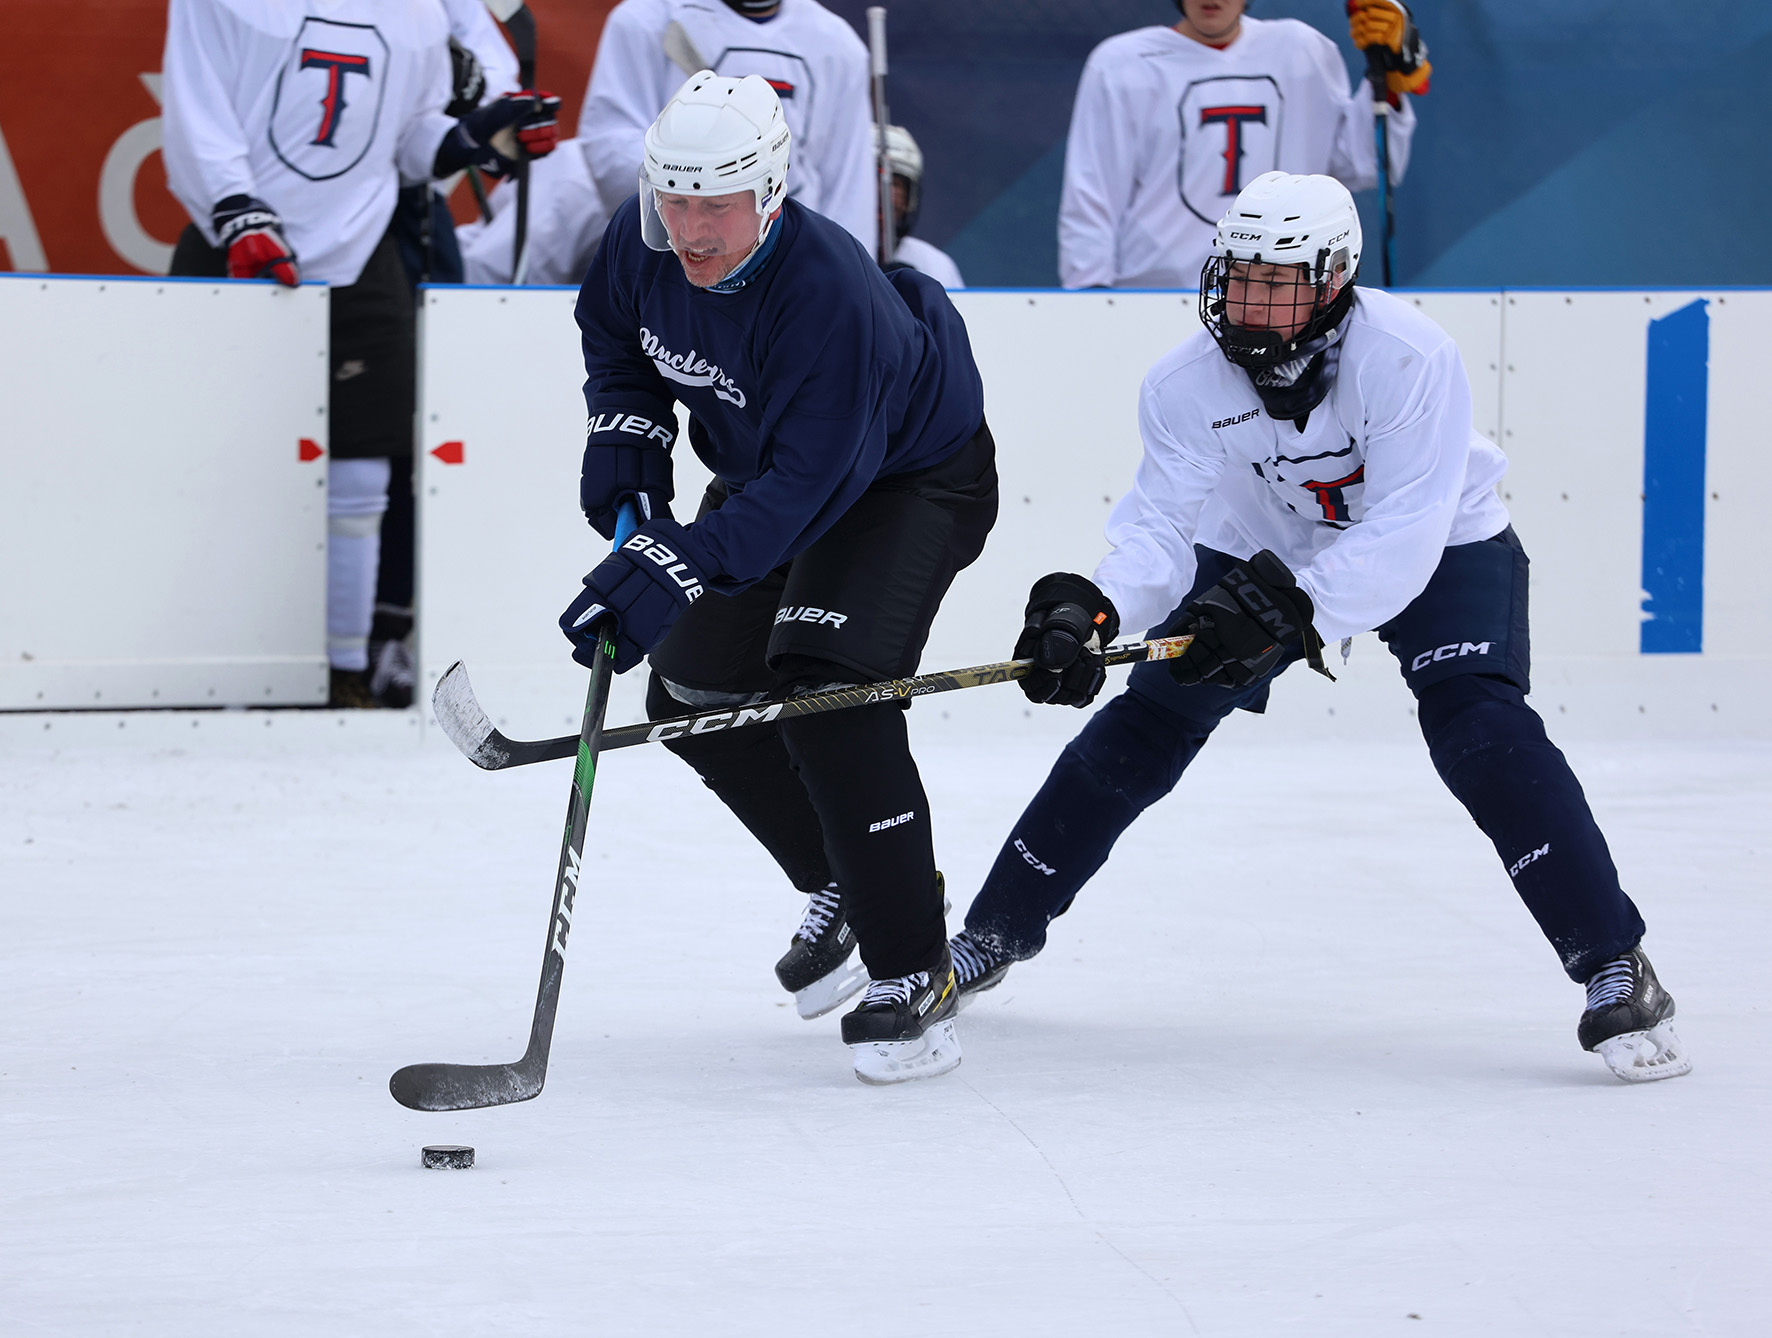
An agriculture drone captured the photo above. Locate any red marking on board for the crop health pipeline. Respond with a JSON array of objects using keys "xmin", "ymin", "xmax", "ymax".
[
  {"xmin": 298, "ymin": 438, "xmax": 324, "ymax": 461},
  {"xmin": 431, "ymin": 440, "xmax": 465, "ymax": 465}
]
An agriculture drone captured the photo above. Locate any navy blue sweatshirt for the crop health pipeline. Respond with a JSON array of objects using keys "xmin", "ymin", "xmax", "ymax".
[{"xmin": 575, "ymin": 196, "xmax": 985, "ymax": 592}]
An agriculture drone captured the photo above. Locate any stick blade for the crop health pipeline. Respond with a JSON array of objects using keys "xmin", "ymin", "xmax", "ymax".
[
  {"xmin": 388, "ymin": 1060, "xmax": 544, "ymax": 1112},
  {"xmin": 430, "ymin": 662, "xmax": 512, "ymax": 770}
]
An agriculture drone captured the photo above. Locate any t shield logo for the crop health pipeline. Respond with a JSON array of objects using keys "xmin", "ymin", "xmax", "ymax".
[{"xmin": 269, "ymin": 18, "xmax": 390, "ymax": 181}]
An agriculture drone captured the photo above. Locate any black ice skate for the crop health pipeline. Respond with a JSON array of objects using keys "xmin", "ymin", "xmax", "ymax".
[
  {"xmin": 1578, "ymin": 947, "xmax": 1691, "ymax": 1083},
  {"xmin": 369, "ymin": 637, "xmax": 416, "ymax": 709},
  {"xmin": 775, "ymin": 884, "xmax": 867, "ymax": 1019},
  {"xmin": 840, "ymin": 947, "xmax": 961, "ymax": 1085},
  {"xmin": 948, "ymin": 930, "xmax": 1013, "ymax": 1011}
]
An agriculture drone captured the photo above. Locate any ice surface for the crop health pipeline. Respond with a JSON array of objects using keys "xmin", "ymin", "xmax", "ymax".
[{"xmin": 2, "ymin": 702, "xmax": 1767, "ymax": 1335}]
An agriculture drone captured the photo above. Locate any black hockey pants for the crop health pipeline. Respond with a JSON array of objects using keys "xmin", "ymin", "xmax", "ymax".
[{"xmin": 647, "ymin": 425, "xmax": 998, "ymax": 980}]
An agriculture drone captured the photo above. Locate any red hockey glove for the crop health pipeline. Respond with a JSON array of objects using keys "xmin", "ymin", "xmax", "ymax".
[
  {"xmin": 212, "ymin": 195, "xmax": 300, "ymax": 286},
  {"xmin": 435, "ymin": 90, "xmax": 562, "ymax": 178}
]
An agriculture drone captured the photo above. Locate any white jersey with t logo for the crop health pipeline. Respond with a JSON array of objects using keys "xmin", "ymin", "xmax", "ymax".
[
  {"xmin": 1059, "ymin": 17, "xmax": 1417, "ymax": 290},
  {"xmin": 1093, "ymin": 288, "xmax": 1507, "ymax": 643},
  {"xmin": 162, "ymin": 0, "xmax": 454, "ymax": 285}
]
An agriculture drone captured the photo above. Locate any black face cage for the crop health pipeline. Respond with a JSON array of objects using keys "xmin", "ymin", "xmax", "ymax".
[{"xmin": 1198, "ymin": 249, "xmax": 1357, "ymax": 370}]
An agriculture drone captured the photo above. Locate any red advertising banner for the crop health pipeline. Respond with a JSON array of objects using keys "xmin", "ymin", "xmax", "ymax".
[{"xmin": 0, "ymin": 0, "xmax": 614, "ymax": 276}]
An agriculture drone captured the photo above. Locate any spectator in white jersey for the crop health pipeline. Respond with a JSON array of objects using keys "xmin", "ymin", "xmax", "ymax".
[
  {"xmin": 878, "ymin": 124, "xmax": 964, "ymax": 289},
  {"xmin": 161, "ymin": 0, "xmax": 559, "ymax": 707},
  {"xmin": 1059, "ymin": 0, "xmax": 1429, "ymax": 290},
  {"xmin": 467, "ymin": 0, "xmax": 875, "ymax": 285}
]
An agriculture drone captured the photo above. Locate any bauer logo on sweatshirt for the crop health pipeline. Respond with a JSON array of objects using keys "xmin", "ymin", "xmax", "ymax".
[
  {"xmin": 269, "ymin": 19, "xmax": 391, "ymax": 181},
  {"xmin": 867, "ymin": 811, "xmax": 916, "ymax": 833},
  {"xmin": 638, "ymin": 327, "xmax": 747, "ymax": 407}
]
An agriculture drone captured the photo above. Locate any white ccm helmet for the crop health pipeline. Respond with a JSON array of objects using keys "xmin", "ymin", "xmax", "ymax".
[
  {"xmin": 640, "ymin": 70, "xmax": 791, "ymax": 254},
  {"xmin": 1199, "ymin": 171, "xmax": 1363, "ymax": 369}
]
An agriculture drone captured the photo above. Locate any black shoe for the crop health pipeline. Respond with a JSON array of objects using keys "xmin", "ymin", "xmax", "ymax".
[
  {"xmin": 775, "ymin": 884, "xmax": 866, "ymax": 1019},
  {"xmin": 368, "ymin": 637, "xmax": 416, "ymax": 709},
  {"xmin": 948, "ymin": 930, "xmax": 1012, "ymax": 1009},
  {"xmin": 1577, "ymin": 947, "xmax": 1691, "ymax": 1082},
  {"xmin": 841, "ymin": 946, "xmax": 962, "ymax": 1084}
]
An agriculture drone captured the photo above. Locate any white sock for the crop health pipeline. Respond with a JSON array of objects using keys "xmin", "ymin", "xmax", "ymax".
[{"xmin": 327, "ymin": 458, "xmax": 392, "ymax": 672}]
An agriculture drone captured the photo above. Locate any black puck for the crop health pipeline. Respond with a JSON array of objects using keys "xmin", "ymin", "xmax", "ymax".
[{"xmin": 422, "ymin": 1144, "xmax": 474, "ymax": 1170}]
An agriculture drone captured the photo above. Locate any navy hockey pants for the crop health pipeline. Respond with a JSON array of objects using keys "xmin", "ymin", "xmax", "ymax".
[{"xmin": 963, "ymin": 530, "xmax": 1646, "ymax": 983}]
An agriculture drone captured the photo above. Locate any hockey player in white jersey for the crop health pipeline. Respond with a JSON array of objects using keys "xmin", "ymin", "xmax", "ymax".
[
  {"xmin": 1059, "ymin": 0, "xmax": 1428, "ymax": 290},
  {"xmin": 583, "ymin": 0, "xmax": 874, "ymax": 245},
  {"xmin": 878, "ymin": 124, "xmax": 963, "ymax": 289},
  {"xmin": 463, "ymin": 0, "xmax": 875, "ymax": 284},
  {"xmin": 161, "ymin": 0, "xmax": 559, "ymax": 705},
  {"xmin": 949, "ymin": 173, "xmax": 1690, "ymax": 1086}
]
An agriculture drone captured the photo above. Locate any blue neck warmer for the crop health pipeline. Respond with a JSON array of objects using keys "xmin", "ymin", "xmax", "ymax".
[{"xmin": 706, "ymin": 216, "xmax": 782, "ymax": 294}]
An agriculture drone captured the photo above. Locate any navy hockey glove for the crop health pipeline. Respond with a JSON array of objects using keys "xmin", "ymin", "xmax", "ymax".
[
  {"xmin": 580, "ymin": 393, "xmax": 678, "ymax": 539},
  {"xmin": 560, "ymin": 519, "xmax": 706, "ymax": 673},
  {"xmin": 1016, "ymin": 572, "xmax": 1120, "ymax": 708},
  {"xmin": 1168, "ymin": 550, "xmax": 1324, "ymax": 690},
  {"xmin": 434, "ymin": 90, "xmax": 562, "ymax": 178},
  {"xmin": 212, "ymin": 195, "xmax": 299, "ymax": 286}
]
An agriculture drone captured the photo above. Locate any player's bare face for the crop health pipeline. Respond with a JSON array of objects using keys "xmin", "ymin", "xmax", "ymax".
[
  {"xmin": 657, "ymin": 192, "xmax": 761, "ymax": 287},
  {"xmin": 1176, "ymin": 0, "xmax": 1245, "ymax": 45},
  {"xmin": 1225, "ymin": 262, "xmax": 1317, "ymax": 341}
]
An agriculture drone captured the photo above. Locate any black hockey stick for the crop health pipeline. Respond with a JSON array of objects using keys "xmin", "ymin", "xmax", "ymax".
[
  {"xmin": 431, "ymin": 633, "xmax": 1197, "ymax": 772},
  {"xmin": 500, "ymin": 2, "xmax": 538, "ymax": 283},
  {"xmin": 866, "ymin": 7, "xmax": 895, "ymax": 264},
  {"xmin": 1365, "ymin": 46, "xmax": 1394, "ymax": 287},
  {"xmin": 389, "ymin": 504, "xmax": 636, "ymax": 1112}
]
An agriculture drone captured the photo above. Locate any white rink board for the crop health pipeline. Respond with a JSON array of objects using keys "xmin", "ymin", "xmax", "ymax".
[
  {"xmin": 411, "ymin": 286, "xmax": 1768, "ymax": 738},
  {"xmin": 0, "ymin": 276, "xmax": 330, "ymax": 710}
]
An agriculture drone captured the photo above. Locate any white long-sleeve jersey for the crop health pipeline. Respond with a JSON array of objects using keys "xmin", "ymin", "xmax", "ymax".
[
  {"xmin": 440, "ymin": 0, "xmax": 518, "ymax": 100},
  {"xmin": 162, "ymin": 0, "xmax": 454, "ymax": 285},
  {"xmin": 893, "ymin": 235, "xmax": 964, "ymax": 289},
  {"xmin": 1059, "ymin": 18, "xmax": 1416, "ymax": 290},
  {"xmin": 1094, "ymin": 289, "xmax": 1509, "ymax": 643},
  {"xmin": 578, "ymin": 0, "xmax": 875, "ymax": 249}
]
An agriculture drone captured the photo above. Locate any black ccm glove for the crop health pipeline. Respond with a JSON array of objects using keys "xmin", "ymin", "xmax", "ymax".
[
  {"xmin": 1167, "ymin": 550, "xmax": 1326, "ymax": 689},
  {"xmin": 1016, "ymin": 573, "xmax": 1120, "ymax": 708}
]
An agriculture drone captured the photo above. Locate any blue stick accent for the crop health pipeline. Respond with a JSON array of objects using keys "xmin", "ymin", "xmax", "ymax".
[{"xmin": 1639, "ymin": 299, "xmax": 1709, "ymax": 653}]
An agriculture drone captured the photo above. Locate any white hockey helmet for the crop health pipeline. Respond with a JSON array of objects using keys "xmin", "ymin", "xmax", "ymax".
[
  {"xmin": 1200, "ymin": 172, "xmax": 1362, "ymax": 369},
  {"xmin": 639, "ymin": 70, "xmax": 792, "ymax": 253},
  {"xmin": 877, "ymin": 123, "xmax": 924, "ymax": 238}
]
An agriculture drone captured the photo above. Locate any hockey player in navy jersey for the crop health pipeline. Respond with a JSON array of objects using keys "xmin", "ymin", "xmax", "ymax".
[
  {"xmin": 560, "ymin": 72, "xmax": 997, "ymax": 1084},
  {"xmin": 947, "ymin": 172, "xmax": 1689, "ymax": 1086}
]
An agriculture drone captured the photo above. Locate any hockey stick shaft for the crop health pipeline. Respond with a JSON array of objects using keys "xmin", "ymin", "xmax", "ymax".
[
  {"xmin": 1365, "ymin": 46, "xmax": 1394, "ymax": 287},
  {"xmin": 866, "ymin": 7, "xmax": 894, "ymax": 264},
  {"xmin": 389, "ymin": 503, "xmax": 637, "ymax": 1112},
  {"xmin": 431, "ymin": 634, "xmax": 1196, "ymax": 771},
  {"xmin": 504, "ymin": 3, "xmax": 538, "ymax": 283}
]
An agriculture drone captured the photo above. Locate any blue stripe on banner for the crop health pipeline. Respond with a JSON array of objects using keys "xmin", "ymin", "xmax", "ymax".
[{"xmin": 1640, "ymin": 298, "xmax": 1709, "ymax": 654}]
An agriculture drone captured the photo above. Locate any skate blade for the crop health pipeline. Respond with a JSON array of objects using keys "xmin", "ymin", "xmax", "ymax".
[
  {"xmin": 794, "ymin": 959, "xmax": 870, "ymax": 1020},
  {"xmin": 851, "ymin": 1017, "xmax": 962, "ymax": 1086},
  {"xmin": 1595, "ymin": 1020, "xmax": 1692, "ymax": 1083}
]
